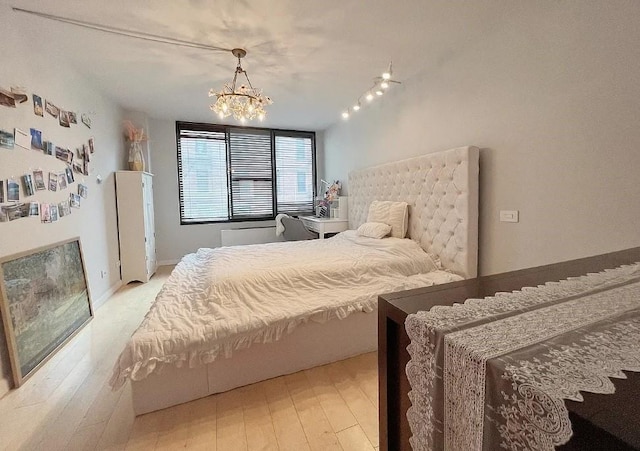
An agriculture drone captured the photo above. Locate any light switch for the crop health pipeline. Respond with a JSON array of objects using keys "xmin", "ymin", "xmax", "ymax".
[{"xmin": 500, "ymin": 210, "xmax": 519, "ymax": 223}]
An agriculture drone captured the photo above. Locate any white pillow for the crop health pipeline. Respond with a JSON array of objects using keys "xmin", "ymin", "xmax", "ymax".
[
  {"xmin": 366, "ymin": 201, "xmax": 409, "ymax": 238},
  {"xmin": 357, "ymin": 222, "xmax": 392, "ymax": 239}
]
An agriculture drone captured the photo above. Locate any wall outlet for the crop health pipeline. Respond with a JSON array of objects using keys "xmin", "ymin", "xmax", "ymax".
[{"xmin": 499, "ymin": 210, "xmax": 519, "ymax": 223}]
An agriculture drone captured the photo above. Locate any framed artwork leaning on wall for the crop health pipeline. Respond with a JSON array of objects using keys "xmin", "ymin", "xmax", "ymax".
[{"xmin": 0, "ymin": 238, "xmax": 93, "ymax": 387}]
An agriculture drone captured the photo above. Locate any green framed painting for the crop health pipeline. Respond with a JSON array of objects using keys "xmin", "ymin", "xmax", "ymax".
[{"xmin": 0, "ymin": 238, "xmax": 93, "ymax": 386}]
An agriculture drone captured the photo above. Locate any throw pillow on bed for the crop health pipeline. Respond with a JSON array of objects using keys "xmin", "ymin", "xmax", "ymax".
[
  {"xmin": 366, "ymin": 200, "xmax": 409, "ymax": 238},
  {"xmin": 357, "ymin": 222, "xmax": 392, "ymax": 239}
]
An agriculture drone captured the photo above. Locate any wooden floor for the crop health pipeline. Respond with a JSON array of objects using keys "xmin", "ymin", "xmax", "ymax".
[{"xmin": 0, "ymin": 267, "xmax": 379, "ymax": 451}]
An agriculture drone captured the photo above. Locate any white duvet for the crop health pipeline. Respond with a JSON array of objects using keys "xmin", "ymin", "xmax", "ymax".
[{"xmin": 110, "ymin": 231, "xmax": 461, "ymax": 389}]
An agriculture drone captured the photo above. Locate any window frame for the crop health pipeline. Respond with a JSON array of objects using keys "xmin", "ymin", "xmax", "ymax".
[{"xmin": 176, "ymin": 121, "xmax": 317, "ymax": 225}]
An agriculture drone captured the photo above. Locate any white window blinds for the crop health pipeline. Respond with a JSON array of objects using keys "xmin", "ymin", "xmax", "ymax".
[{"xmin": 275, "ymin": 133, "xmax": 314, "ymax": 215}]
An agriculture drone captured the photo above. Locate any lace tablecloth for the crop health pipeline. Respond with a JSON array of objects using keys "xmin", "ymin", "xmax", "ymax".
[{"xmin": 405, "ymin": 263, "xmax": 640, "ymax": 450}]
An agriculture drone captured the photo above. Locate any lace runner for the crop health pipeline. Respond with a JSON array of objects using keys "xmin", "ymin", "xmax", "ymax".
[{"xmin": 405, "ymin": 263, "xmax": 640, "ymax": 450}]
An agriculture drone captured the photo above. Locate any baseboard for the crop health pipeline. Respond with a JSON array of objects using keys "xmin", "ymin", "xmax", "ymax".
[
  {"xmin": 157, "ymin": 259, "xmax": 181, "ymax": 266},
  {"xmin": 93, "ymin": 280, "xmax": 123, "ymax": 310}
]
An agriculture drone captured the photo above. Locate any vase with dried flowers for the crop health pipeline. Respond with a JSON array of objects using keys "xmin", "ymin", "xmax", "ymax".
[{"xmin": 123, "ymin": 121, "xmax": 147, "ymax": 171}]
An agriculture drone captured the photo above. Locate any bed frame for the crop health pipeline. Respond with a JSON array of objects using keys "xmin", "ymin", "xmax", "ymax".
[{"xmin": 131, "ymin": 146, "xmax": 480, "ymax": 415}]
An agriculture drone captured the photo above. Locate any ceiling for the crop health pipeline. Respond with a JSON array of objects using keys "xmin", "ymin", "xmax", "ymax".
[{"xmin": 2, "ymin": 0, "xmax": 508, "ymax": 130}]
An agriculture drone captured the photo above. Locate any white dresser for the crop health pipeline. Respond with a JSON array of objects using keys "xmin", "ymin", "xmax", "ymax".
[{"xmin": 115, "ymin": 171, "xmax": 157, "ymax": 284}]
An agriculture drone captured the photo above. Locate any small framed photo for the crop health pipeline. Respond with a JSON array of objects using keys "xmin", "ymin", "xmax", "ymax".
[
  {"xmin": 78, "ymin": 183, "xmax": 88, "ymax": 199},
  {"xmin": 48, "ymin": 172, "xmax": 58, "ymax": 192},
  {"xmin": 0, "ymin": 130, "xmax": 14, "ymax": 149},
  {"xmin": 88, "ymin": 137, "xmax": 95, "ymax": 154},
  {"xmin": 59, "ymin": 110, "xmax": 70, "ymax": 128},
  {"xmin": 68, "ymin": 111, "xmax": 77, "ymax": 124},
  {"xmin": 33, "ymin": 170, "xmax": 46, "ymax": 191},
  {"xmin": 81, "ymin": 113, "xmax": 91, "ymax": 129},
  {"xmin": 33, "ymin": 95, "xmax": 43, "ymax": 117},
  {"xmin": 70, "ymin": 193, "xmax": 81, "ymax": 208},
  {"xmin": 7, "ymin": 179, "xmax": 19, "ymax": 201},
  {"xmin": 58, "ymin": 173, "xmax": 67, "ymax": 190},
  {"xmin": 41, "ymin": 203, "xmax": 51, "ymax": 223},
  {"xmin": 0, "ymin": 180, "xmax": 4, "ymax": 203},
  {"xmin": 28, "ymin": 202, "xmax": 39, "ymax": 216},
  {"xmin": 45, "ymin": 100, "xmax": 59, "ymax": 118},
  {"xmin": 50, "ymin": 204, "xmax": 58, "ymax": 222},
  {"xmin": 44, "ymin": 141, "xmax": 54, "ymax": 156},
  {"xmin": 22, "ymin": 174, "xmax": 35, "ymax": 197},
  {"xmin": 65, "ymin": 166, "xmax": 74, "ymax": 185},
  {"xmin": 30, "ymin": 128, "xmax": 43, "ymax": 150}
]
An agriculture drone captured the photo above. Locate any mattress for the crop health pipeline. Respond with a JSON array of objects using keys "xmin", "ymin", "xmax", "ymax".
[{"xmin": 110, "ymin": 230, "xmax": 461, "ymax": 389}]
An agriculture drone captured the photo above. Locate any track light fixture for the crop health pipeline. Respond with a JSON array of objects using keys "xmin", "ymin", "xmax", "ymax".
[{"xmin": 341, "ymin": 63, "xmax": 400, "ymax": 120}]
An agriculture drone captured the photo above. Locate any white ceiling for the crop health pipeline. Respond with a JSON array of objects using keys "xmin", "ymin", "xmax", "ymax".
[{"xmin": 2, "ymin": 0, "xmax": 508, "ymax": 130}]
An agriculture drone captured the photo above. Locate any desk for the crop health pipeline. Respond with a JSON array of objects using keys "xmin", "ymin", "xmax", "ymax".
[{"xmin": 299, "ymin": 216, "xmax": 348, "ymax": 239}]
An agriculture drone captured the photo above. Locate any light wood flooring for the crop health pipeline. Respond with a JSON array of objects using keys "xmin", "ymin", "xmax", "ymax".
[{"xmin": 0, "ymin": 266, "xmax": 379, "ymax": 451}]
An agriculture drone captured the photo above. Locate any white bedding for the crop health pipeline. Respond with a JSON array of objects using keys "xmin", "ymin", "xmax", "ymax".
[{"xmin": 110, "ymin": 230, "xmax": 461, "ymax": 389}]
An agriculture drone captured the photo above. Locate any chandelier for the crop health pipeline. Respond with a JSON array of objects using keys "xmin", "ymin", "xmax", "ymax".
[{"xmin": 209, "ymin": 48, "xmax": 272, "ymax": 123}]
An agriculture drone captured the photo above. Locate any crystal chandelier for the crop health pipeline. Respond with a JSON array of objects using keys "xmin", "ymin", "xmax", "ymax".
[{"xmin": 209, "ymin": 48, "xmax": 272, "ymax": 123}]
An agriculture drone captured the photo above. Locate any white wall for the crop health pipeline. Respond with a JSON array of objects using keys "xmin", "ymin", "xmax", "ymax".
[
  {"xmin": 149, "ymin": 118, "xmax": 324, "ymax": 262},
  {"xmin": 324, "ymin": 1, "xmax": 640, "ymax": 276},
  {"xmin": 0, "ymin": 9, "xmax": 125, "ymax": 395}
]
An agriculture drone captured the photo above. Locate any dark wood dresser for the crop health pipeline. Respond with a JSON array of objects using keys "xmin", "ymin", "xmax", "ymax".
[{"xmin": 378, "ymin": 247, "xmax": 640, "ymax": 451}]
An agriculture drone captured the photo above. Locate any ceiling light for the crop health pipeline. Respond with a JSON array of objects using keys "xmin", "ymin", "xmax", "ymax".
[
  {"xmin": 209, "ymin": 48, "xmax": 272, "ymax": 122},
  {"xmin": 339, "ymin": 62, "xmax": 400, "ymax": 122}
]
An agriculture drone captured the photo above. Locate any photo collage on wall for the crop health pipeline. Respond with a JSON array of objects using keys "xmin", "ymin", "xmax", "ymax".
[{"xmin": 0, "ymin": 85, "xmax": 94, "ymax": 223}]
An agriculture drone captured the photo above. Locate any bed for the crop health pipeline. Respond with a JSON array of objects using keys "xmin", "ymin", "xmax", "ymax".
[
  {"xmin": 378, "ymin": 246, "xmax": 640, "ymax": 451},
  {"xmin": 110, "ymin": 145, "xmax": 480, "ymax": 415}
]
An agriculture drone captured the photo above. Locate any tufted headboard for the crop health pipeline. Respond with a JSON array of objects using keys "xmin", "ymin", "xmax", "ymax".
[{"xmin": 347, "ymin": 146, "xmax": 479, "ymax": 278}]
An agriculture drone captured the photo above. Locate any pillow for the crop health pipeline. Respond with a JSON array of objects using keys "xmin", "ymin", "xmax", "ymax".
[
  {"xmin": 366, "ymin": 201, "xmax": 409, "ymax": 238},
  {"xmin": 357, "ymin": 222, "xmax": 392, "ymax": 239}
]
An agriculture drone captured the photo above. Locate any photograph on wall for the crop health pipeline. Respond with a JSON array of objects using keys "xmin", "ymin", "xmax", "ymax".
[
  {"xmin": 28, "ymin": 202, "xmax": 39, "ymax": 216},
  {"xmin": 54, "ymin": 146, "xmax": 68, "ymax": 162},
  {"xmin": 33, "ymin": 170, "xmax": 46, "ymax": 191},
  {"xmin": 30, "ymin": 128, "xmax": 43, "ymax": 150},
  {"xmin": 88, "ymin": 138, "xmax": 94, "ymax": 154},
  {"xmin": 70, "ymin": 193, "xmax": 80, "ymax": 208},
  {"xmin": 68, "ymin": 112, "xmax": 77, "ymax": 124},
  {"xmin": 58, "ymin": 173, "xmax": 67, "ymax": 191},
  {"xmin": 82, "ymin": 158, "xmax": 89, "ymax": 176},
  {"xmin": 83, "ymin": 144, "xmax": 90, "ymax": 163},
  {"xmin": 81, "ymin": 113, "xmax": 91, "ymax": 129},
  {"xmin": 2, "ymin": 204, "xmax": 26, "ymax": 221},
  {"xmin": 43, "ymin": 141, "xmax": 53, "ymax": 156},
  {"xmin": 14, "ymin": 128, "xmax": 30, "ymax": 149},
  {"xmin": 40, "ymin": 203, "xmax": 50, "ymax": 223},
  {"xmin": 45, "ymin": 100, "xmax": 59, "ymax": 118},
  {"xmin": 50, "ymin": 204, "xmax": 58, "ymax": 222},
  {"xmin": 58, "ymin": 200, "xmax": 71, "ymax": 217},
  {"xmin": 0, "ymin": 180, "xmax": 4, "ymax": 203},
  {"xmin": 7, "ymin": 179, "xmax": 19, "ymax": 201},
  {"xmin": 65, "ymin": 166, "xmax": 74, "ymax": 185},
  {"xmin": 22, "ymin": 174, "xmax": 35, "ymax": 197},
  {"xmin": 10, "ymin": 87, "xmax": 27, "ymax": 104},
  {"xmin": 78, "ymin": 184, "xmax": 88, "ymax": 199},
  {"xmin": 0, "ymin": 130, "xmax": 15, "ymax": 149},
  {"xmin": 32, "ymin": 95, "xmax": 43, "ymax": 117},
  {"xmin": 0, "ymin": 88, "xmax": 16, "ymax": 108},
  {"xmin": 48, "ymin": 173, "xmax": 58, "ymax": 192},
  {"xmin": 59, "ymin": 111, "xmax": 70, "ymax": 128},
  {"xmin": 0, "ymin": 239, "xmax": 92, "ymax": 386},
  {"xmin": 72, "ymin": 162, "xmax": 82, "ymax": 174}
]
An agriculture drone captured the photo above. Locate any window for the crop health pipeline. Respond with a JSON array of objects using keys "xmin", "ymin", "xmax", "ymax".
[{"xmin": 177, "ymin": 122, "xmax": 315, "ymax": 224}]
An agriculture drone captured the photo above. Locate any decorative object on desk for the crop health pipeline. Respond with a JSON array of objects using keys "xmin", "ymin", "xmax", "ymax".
[
  {"xmin": 321, "ymin": 179, "xmax": 341, "ymax": 202},
  {"xmin": 209, "ymin": 48, "xmax": 272, "ymax": 123},
  {"xmin": 124, "ymin": 121, "xmax": 146, "ymax": 171},
  {"xmin": 0, "ymin": 238, "xmax": 93, "ymax": 386}
]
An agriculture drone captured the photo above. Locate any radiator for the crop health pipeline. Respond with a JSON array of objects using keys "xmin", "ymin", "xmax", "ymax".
[{"xmin": 220, "ymin": 227, "xmax": 285, "ymax": 247}]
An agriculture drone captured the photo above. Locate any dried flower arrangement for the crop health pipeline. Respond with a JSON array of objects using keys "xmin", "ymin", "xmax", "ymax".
[{"xmin": 123, "ymin": 120, "xmax": 147, "ymax": 142}]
